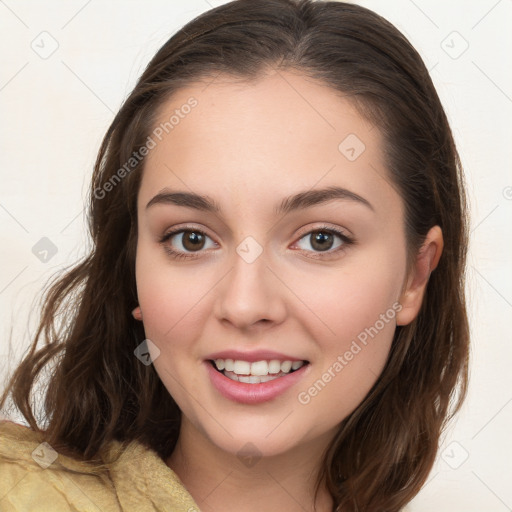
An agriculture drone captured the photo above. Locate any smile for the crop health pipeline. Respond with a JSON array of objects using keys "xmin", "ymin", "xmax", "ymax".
[{"xmin": 205, "ymin": 359, "xmax": 311, "ymax": 404}]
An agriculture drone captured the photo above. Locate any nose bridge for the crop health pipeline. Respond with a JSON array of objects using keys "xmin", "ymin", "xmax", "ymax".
[{"xmin": 214, "ymin": 239, "xmax": 286, "ymax": 329}]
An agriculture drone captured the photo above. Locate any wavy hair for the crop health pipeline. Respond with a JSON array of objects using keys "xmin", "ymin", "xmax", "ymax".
[{"xmin": 1, "ymin": 1, "xmax": 469, "ymax": 510}]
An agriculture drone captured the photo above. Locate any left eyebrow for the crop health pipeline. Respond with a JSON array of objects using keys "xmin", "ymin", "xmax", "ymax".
[
  {"xmin": 145, "ymin": 185, "xmax": 374, "ymax": 214},
  {"xmin": 275, "ymin": 185, "xmax": 374, "ymax": 215}
]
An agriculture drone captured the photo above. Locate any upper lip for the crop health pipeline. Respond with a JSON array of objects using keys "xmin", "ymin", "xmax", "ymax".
[{"xmin": 206, "ymin": 349, "xmax": 308, "ymax": 363}]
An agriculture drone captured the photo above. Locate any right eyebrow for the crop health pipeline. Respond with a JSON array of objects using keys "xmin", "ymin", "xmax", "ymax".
[{"xmin": 146, "ymin": 190, "xmax": 221, "ymax": 212}]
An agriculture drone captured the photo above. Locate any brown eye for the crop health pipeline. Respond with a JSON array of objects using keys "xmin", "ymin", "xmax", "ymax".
[
  {"xmin": 181, "ymin": 231, "xmax": 206, "ymax": 251},
  {"xmin": 293, "ymin": 226, "xmax": 353, "ymax": 257},
  {"xmin": 160, "ymin": 228, "xmax": 217, "ymax": 259},
  {"xmin": 309, "ymin": 231, "xmax": 335, "ymax": 252}
]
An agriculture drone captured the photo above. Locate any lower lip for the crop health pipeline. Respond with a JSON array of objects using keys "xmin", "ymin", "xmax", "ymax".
[{"xmin": 204, "ymin": 361, "xmax": 310, "ymax": 405}]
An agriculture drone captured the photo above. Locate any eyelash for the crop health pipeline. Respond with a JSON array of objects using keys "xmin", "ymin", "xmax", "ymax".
[{"xmin": 158, "ymin": 224, "xmax": 354, "ymax": 261}]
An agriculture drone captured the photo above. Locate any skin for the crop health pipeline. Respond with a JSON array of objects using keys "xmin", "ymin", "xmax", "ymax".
[{"xmin": 132, "ymin": 68, "xmax": 443, "ymax": 512}]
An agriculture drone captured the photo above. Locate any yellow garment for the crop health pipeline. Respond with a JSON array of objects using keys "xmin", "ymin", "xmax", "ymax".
[{"xmin": 0, "ymin": 421, "xmax": 201, "ymax": 511}]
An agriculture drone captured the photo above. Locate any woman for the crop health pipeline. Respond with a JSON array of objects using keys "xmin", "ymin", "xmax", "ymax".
[{"xmin": 0, "ymin": 1, "xmax": 469, "ymax": 510}]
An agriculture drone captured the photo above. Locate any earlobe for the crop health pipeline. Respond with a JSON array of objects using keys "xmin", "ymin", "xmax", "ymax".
[
  {"xmin": 396, "ymin": 226, "xmax": 443, "ymax": 326},
  {"xmin": 132, "ymin": 306, "xmax": 143, "ymax": 321}
]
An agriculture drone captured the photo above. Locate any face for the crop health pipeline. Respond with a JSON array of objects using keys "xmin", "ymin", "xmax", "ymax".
[{"xmin": 135, "ymin": 69, "xmax": 410, "ymax": 458}]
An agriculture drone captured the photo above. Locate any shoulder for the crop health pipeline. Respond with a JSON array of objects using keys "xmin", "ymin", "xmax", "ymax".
[
  {"xmin": 0, "ymin": 420, "xmax": 121, "ymax": 511},
  {"xmin": 0, "ymin": 421, "xmax": 200, "ymax": 512}
]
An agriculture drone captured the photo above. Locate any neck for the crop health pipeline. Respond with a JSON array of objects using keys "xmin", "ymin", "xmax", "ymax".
[{"xmin": 166, "ymin": 417, "xmax": 335, "ymax": 512}]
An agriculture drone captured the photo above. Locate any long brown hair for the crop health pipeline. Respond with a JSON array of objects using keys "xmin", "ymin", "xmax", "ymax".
[{"xmin": 1, "ymin": 1, "xmax": 469, "ymax": 510}]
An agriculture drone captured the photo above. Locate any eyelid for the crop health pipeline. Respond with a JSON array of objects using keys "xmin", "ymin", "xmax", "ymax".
[
  {"xmin": 158, "ymin": 224, "xmax": 218, "ymax": 261},
  {"xmin": 293, "ymin": 223, "xmax": 352, "ymax": 241},
  {"xmin": 159, "ymin": 224, "xmax": 218, "ymax": 248},
  {"xmin": 160, "ymin": 223, "xmax": 216, "ymax": 241},
  {"xmin": 289, "ymin": 223, "xmax": 354, "ymax": 258}
]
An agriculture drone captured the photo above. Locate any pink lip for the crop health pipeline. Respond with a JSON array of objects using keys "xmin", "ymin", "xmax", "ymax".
[
  {"xmin": 206, "ymin": 349, "xmax": 307, "ymax": 363},
  {"xmin": 204, "ymin": 360, "xmax": 311, "ymax": 404}
]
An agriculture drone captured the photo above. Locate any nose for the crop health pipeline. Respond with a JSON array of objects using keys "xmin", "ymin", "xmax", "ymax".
[{"xmin": 213, "ymin": 247, "xmax": 287, "ymax": 332}]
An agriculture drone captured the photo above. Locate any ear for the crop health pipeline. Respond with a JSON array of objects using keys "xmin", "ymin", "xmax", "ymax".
[
  {"xmin": 396, "ymin": 226, "xmax": 443, "ymax": 326},
  {"xmin": 132, "ymin": 306, "xmax": 143, "ymax": 321}
]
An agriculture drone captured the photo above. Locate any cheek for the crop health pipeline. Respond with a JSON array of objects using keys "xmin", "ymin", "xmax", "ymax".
[
  {"xmin": 288, "ymin": 256, "xmax": 401, "ymax": 422},
  {"xmin": 285, "ymin": 257, "xmax": 403, "ymax": 346},
  {"xmin": 292, "ymin": 296, "xmax": 397, "ymax": 430},
  {"xmin": 135, "ymin": 252, "xmax": 209, "ymax": 412},
  {"xmin": 135, "ymin": 246, "xmax": 207, "ymax": 347},
  {"xmin": 297, "ymin": 333, "xmax": 393, "ymax": 431}
]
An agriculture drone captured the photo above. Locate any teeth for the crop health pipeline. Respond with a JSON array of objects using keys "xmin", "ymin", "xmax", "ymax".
[
  {"xmin": 250, "ymin": 360, "xmax": 268, "ymax": 376},
  {"xmin": 268, "ymin": 360, "xmax": 281, "ymax": 374},
  {"xmin": 213, "ymin": 358, "xmax": 305, "ymax": 376},
  {"xmin": 281, "ymin": 360, "xmax": 292, "ymax": 373},
  {"xmin": 229, "ymin": 373, "xmax": 282, "ymax": 384},
  {"xmin": 233, "ymin": 360, "xmax": 251, "ymax": 374}
]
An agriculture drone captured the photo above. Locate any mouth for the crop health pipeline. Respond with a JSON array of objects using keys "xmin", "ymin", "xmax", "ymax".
[
  {"xmin": 207, "ymin": 358, "xmax": 310, "ymax": 384},
  {"xmin": 205, "ymin": 357, "xmax": 311, "ymax": 404}
]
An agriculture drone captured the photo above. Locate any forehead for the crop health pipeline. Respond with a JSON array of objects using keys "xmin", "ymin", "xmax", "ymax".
[
  {"xmin": 147, "ymin": 69, "xmax": 376, "ymax": 167},
  {"xmin": 138, "ymin": 69, "xmax": 401, "ymax": 221}
]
